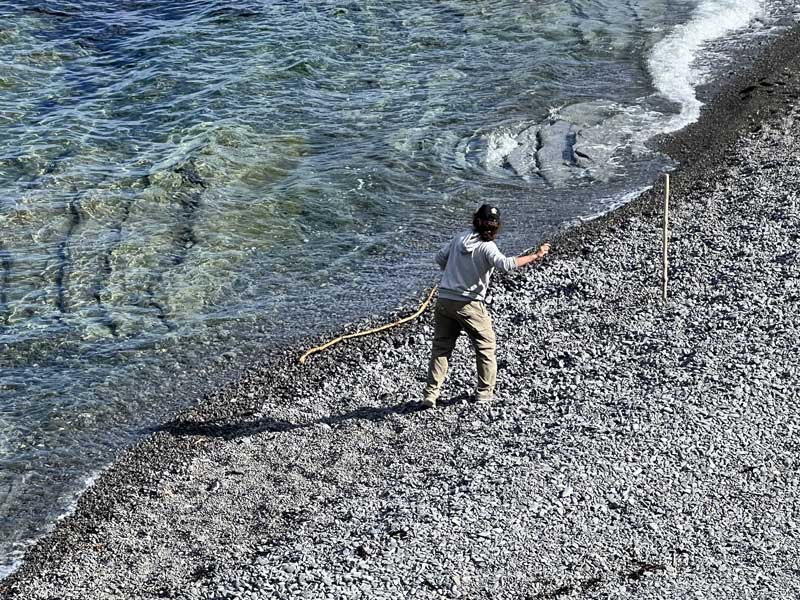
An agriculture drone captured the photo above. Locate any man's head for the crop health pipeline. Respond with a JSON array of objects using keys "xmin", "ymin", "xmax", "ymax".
[{"xmin": 473, "ymin": 204, "xmax": 501, "ymax": 241}]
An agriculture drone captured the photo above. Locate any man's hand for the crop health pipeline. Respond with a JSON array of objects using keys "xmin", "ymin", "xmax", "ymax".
[
  {"xmin": 535, "ymin": 242, "xmax": 551, "ymax": 259},
  {"xmin": 515, "ymin": 241, "xmax": 551, "ymax": 269}
]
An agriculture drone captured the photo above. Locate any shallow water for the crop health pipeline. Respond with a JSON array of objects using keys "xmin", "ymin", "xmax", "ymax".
[{"xmin": 1, "ymin": 0, "xmax": 797, "ymax": 577}]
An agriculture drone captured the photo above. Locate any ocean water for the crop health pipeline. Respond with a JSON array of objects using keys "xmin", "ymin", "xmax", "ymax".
[{"xmin": 1, "ymin": 0, "xmax": 798, "ymax": 577}]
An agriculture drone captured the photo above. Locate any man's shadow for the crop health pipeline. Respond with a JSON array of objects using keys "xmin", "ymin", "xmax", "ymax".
[{"xmin": 159, "ymin": 392, "xmax": 470, "ymax": 441}]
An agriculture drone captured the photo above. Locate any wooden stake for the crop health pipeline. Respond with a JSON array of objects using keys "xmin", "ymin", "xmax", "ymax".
[{"xmin": 662, "ymin": 173, "xmax": 670, "ymax": 303}]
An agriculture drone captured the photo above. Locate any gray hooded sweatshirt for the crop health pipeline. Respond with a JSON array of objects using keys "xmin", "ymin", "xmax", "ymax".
[{"xmin": 436, "ymin": 229, "xmax": 517, "ymax": 302}]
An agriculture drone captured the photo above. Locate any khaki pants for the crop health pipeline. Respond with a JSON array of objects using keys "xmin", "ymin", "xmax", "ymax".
[{"xmin": 424, "ymin": 298, "xmax": 497, "ymax": 401}]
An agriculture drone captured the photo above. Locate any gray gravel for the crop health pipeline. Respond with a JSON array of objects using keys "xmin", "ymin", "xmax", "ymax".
[{"xmin": 4, "ymin": 24, "xmax": 800, "ymax": 600}]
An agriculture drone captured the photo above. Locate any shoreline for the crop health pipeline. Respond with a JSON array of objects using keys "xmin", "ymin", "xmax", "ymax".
[{"xmin": 3, "ymin": 21, "xmax": 800, "ymax": 599}]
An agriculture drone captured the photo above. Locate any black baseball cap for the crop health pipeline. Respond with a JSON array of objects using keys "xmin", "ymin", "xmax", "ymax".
[{"xmin": 476, "ymin": 204, "xmax": 500, "ymax": 222}]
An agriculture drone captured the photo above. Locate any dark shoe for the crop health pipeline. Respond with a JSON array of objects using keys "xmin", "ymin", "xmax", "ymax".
[{"xmin": 421, "ymin": 396, "xmax": 437, "ymax": 409}]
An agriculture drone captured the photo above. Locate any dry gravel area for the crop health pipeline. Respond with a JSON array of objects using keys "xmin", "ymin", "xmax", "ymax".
[{"xmin": 3, "ymin": 25, "xmax": 800, "ymax": 600}]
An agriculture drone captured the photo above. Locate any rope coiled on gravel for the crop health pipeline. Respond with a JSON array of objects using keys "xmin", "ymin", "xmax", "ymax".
[{"xmin": 298, "ymin": 285, "xmax": 438, "ymax": 364}]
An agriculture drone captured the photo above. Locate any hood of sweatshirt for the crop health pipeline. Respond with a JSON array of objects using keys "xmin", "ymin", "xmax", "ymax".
[{"xmin": 459, "ymin": 230, "xmax": 482, "ymax": 253}]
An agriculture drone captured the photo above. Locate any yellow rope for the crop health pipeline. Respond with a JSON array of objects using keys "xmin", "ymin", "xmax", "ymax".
[{"xmin": 299, "ymin": 285, "xmax": 438, "ymax": 364}]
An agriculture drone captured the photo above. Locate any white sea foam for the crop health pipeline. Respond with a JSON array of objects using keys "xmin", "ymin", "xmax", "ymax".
[
  {"xmin": 648, "ymin": 0, "xmax": 765, "ymax": 132},
  {"xmin": 0, "ymin": 560, "xmax": 21, "ymax": 581},
  {"xmin": 558, "ymin": 186, "xmax": 655, "ymax": 232},
  {"xmin": 485, "ymin": 128, "xmax": 522, "ymax": 170},
  {"xmin": 0, "ymin": 468, "xmax": 106, "ymax": 581},
  {"xmin": 56, "ymin": 468, "xmax": 106, "ymax": 523},
  {"xmin": 477, "ymin": 0, "xmax": 771, "ymax": 186},
  {"xmin": 474, "ymin": 99, "xmax": 667, "ymax": 188}
]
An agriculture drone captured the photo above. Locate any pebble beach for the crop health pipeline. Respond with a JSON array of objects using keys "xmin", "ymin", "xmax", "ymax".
[{"xmin": 3, "ymin": 20, "xmax": 800, "ymax": 600}]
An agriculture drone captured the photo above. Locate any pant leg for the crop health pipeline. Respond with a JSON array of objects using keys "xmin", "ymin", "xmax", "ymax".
[
  {"xmin": 423, "ymin": 300, "xmax": 462, "ymax": 400},
  {"xmin": 457, "ymin": 301, "xmax": 497, "ymax": 399}
]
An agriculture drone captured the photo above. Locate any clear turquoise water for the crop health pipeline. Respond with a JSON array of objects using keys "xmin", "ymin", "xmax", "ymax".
[{"xmin": 1, "ymin": 0, "xmax": 796, "ymax": 576}]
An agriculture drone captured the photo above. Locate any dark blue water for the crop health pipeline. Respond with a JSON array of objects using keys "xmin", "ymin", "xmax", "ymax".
[{"xmin": 1, "ymin": 0, "xmax": 797, "ymax": 577}]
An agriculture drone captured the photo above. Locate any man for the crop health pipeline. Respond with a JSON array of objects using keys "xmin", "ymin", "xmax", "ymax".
[{"xmin": 422, "ymin": 204, "xmax": 550, "ymax": 408}]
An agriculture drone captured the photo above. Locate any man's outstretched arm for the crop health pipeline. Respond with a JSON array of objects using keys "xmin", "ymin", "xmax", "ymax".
[{"xmin": 515, "ymin": 242, "xmax": 551, "ymax": 268}]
